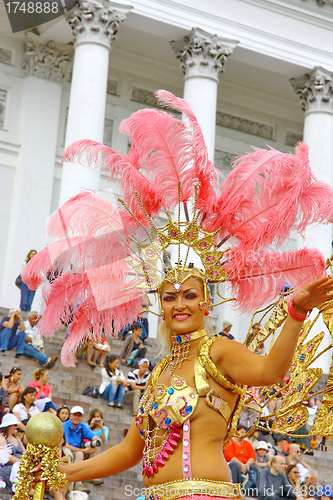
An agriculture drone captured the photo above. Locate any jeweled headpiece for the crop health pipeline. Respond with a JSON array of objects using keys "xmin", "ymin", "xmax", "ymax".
[{"xmin": 23, "ymin": 90, "xmax": 333, "ymax": 366}]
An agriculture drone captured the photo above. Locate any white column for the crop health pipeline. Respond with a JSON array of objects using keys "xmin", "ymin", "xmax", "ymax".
[
  {"xmin": 0, "ymin": 34, "xmax": 70, "ymax": 310},
  {"xmin": 291, "ymin": 67, "xmax": 333, "ymax": 374},
  {"xmin": 170, "ymin": 28, "xmax": 238, "ymax": 161},
  {"xmin": 170, "ymin": 29, "xmax": 240, "ymax": 338},
  {"xmin": 291, "ymin": 67, "xmax": 333, "ymax": 260},
  {"xmin": 60, "ymin": 0, "xmax": 132, "ymax": 205}
]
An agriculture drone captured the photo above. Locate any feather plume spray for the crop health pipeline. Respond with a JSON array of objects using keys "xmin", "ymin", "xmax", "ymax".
[
  {"xmin": 224, "ymin": 247, "xmax": 326, "ymax": 312},
  {"xmin": 61, "ymin": 294, "xmax": 142, "ymax": 367},
  {"xmin": 297, "ymin": 182, "xmax": 333, "ymax": 233},
  {"xmin": 204, "ymin": 145, "xmax": 314, "ymax": 250},
  {"xmin": 63, "ymin": 142, "xmax": 162, "ymax": 222},
  {"xmin": 155, "ymin": 90, "xmax": 219, "ymax": 213},
  {"xmin": 120, "ymin": 109, "xmax": 197, "ymax": 206}
]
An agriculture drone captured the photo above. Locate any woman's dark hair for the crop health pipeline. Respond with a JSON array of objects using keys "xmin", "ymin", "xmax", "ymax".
[
  {"xmin": 9, "ymin": 367, "xmax": 21, "ymax": 377},
  {"xmin": 286, "ymin": 464, "xmax": 298, "ymax": 476},
  {"xmin": 21, "ymin": 387, "xmax": 37, "ymax": 405},
  {"xmin": 104, "ymin": 354, "xmax": 118, "ymax": 377},
  {"xmin": 88, "ymin": 408, "xmax": 104, "ymax": 425},
  {"xmin": 56, "ymin": 405, "xmax": 70, "ymax": 421},
  {"xmin": 26, "ymin": 250, "xmax": 37, "ymax": 262}
]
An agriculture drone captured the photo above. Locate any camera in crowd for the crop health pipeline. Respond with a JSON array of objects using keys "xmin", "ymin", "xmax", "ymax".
[{"xmin": 82, "ymin": 438, "xmax": 101, "ymax": 448}]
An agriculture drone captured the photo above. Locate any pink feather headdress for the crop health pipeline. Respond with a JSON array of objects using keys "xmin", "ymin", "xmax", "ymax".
[{"xmin": 23, "ymin": 90, "xmax": 333, "ymax": 365}]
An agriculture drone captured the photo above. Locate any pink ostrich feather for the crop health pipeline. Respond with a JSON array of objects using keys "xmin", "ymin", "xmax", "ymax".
[
  {"xmin": 204, "ymin": 143, "xmax": 321, "ymax": 251},
  {"xmin": 120, "ymin": 108, "xmax": 197, "ymax": 206},
  {"xmin": 155, "ymin": 90, "xmax": 219, "ymax": 213},
  {"xmin": 224, "ymin": 247, "xmax": 326, "ymax": 312},
  {"xmin": 63, "ymin": 141, "xmax": 162, "ymax": 222}
]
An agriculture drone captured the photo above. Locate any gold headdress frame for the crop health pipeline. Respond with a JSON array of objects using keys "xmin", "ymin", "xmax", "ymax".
[{"xmin": 111, "ymin": 181, "xmax": 232, "ymax": 317}]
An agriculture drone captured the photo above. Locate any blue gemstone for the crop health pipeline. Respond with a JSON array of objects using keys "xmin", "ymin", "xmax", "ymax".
[
  {"xmin": 168, "ymin": 388, "xmax": 174, "ymax": 394},
  {"xmin": 297, "ymin": 384, "xmax": 303, "ymax": 391},
  {"xmin": 140, "ymin": 430, "xmax": 144, "ymax": 436},
  {"xmin": 165, "ymin": 418, "xmax": 171, "ymax": 425},
  {"xmin": 299, "ymin": 354, "xmax": 305, "ymax": 361},
  {"xmin": 150, "ymin": 495, "xmax": 154, "ymax": 500},
  {"xmin": 186, "ymin": 406, "xmax": 192, "ymax": 414},
  {"xmin": 176, "ymin": 335, "xmax": 182, "ymax": 343},
  {"xmin": 287, "ymin": 417, "xmax": 293, "ymax": 423},
  {"xmin": 153, "ymin": 402, "xmax": 158, "ymax": 409},
  {"xmin": 140, "ymin": 407, "xmax": 144, "ymax": 414}
]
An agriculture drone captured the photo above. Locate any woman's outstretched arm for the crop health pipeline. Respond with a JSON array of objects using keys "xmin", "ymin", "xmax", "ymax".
[
  {"xmin": 59, "ymin": 419, "xmax": 144, "ymax": 483},
  {"xmin": 211, "ymin": 276, "xmax": 333, "ymax": 387}
]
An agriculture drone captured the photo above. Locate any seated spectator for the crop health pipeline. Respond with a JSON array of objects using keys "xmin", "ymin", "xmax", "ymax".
[
  {"xmin": 29, "ymin": 368, "xmax": 52, "ymax": 399},
  {"xmin": 258, "ymin": 455, "xmax": 296, "ymax": 500},
  {"xmin": 100, "ymin": 354, "xmax": 129, "ymax": 408},
  {"xmin": 0, "ymin": 414, "xmax": 25, "ymax": 492},
  {"xmin": 13, "ymin": 387, "xmax": 40, "ymax": 433},
  {"xmin": 62, "ymin": 405, "xmax": 102, "ymax": 491},
  {"xmin": 217, "ymin": 320, "xmax": 234, "ymax": 340},
  {"xmin": 255, "ymin": 441, "xmax": 271, "ymax": 469},
  {"xmin": 286, "ymin": 443, "xmax": 311, "ymax": 482},
  {"xmin": 306, "ymin": 398, "xmax": 318, "ymax": 432},
  {"xmin": 57, "ymin": 405, "xmax": 70, "ymax": 423},
  {"xmin": 124, "ymin": 358, "xmax": 150, "ymax": 416},
  {"xmin": 273, "ymin": 434, "xmax": 290, "ymax": 456},
  {"xmin": 85, "ymin": 408, "xmax": 109, "ymax": 443},
  {"xmin": 223, "ymin": 424, "xmax": 259, "ymax": 486},
  {"xmin": 0, "ymin": 308, "xmax": 57, "ymax": 368},
  {"xmin": 0, "ymin": 309, "xmax": 26, "ymax": 355},
  {"xmin": 23, "ymin": 311, "xmax": 44, "ymax": 351},
  {"xmin": 0, "ymin": 373, "xmax": 9, "ymax": 420},
  {"xmin": 1, "ymin": 367, "xmax": 24, "ymax": 410},
  {"xmin": 247, "ymin": 428, "xmax": 261, "ymax": 449},
  {"xmin": 302, "ymin": 470, "xmax": 319, "ymax": 499},
  {"xmin": 286, "ymin": 464, "xmax": 303, "ymax": 498},
  {"xmin": 34, "ymin": 397, "xmax": 57, "ymax": 414},
  {"xmin": 86, "ymin": 335, "xmax": 111, "ymax": 368},
  {"xmin": 120, "ymin": 322, "xmax": 147, "ymax": 368}
]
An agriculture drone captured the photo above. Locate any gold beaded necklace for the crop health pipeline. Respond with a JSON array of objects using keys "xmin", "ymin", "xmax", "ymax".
[{"xmin": 169, "ymin": 329, "xmax": 207, "ymax": 374}]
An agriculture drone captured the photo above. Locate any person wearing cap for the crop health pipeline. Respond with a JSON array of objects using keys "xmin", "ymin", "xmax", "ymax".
[
  {"xmin": 124, "ymin": 359, "xmax": 150, "ymax": 416},
  {"xmin": 223, "ymin": 423, "xmax": 259, "ymax": 486},
  {"xmin": 217, "ymin": 320, "xmax": 235, "ymax": 340},
  {"xmin": 255, "ymin": 441, "xmax": 271, "ymax": 469},
  {"xmin": 62, "ymin": 405, "xmax": 101, "ymax": 491},
  {"xmin": 273, "ymin": 434, "xmax": 290, "ymax": 456},
  {"xmin": 318, "ymin": 487, "xmax": 333, "ymax": 500},
  {"xmin": 120, "ymin": 322, "xmax": 147, "ymax": 367},
  {"xmin": 0, "ymin": 413, "xmax": 25, "ymax": 490}
]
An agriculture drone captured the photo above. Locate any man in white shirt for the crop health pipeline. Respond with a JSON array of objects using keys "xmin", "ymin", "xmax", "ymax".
[
  {"xmin": 124, "ymin": 358, "xmax": 150, "ymax": 416},
  {"xmin": 23, "ymin": 311, "xmax": 44, "ymax": 351}
]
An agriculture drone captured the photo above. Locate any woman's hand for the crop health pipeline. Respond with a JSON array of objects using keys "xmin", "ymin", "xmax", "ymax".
[{"xmin": 293, "ymin": 277, "xmax": 333, "ymax": 315}]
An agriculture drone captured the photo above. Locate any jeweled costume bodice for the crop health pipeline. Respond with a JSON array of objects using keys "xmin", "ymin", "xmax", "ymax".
[{"xmin": 135, "ymin": 331, "xmax": 243, "ymax": 478}]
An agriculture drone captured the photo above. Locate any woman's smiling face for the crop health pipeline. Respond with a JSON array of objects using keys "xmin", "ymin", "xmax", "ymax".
[{"xmin": 161, "ymin": 276, "xmax": 206, "ymax": 335}]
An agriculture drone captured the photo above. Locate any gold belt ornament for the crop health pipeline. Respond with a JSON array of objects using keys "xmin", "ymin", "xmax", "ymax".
[{"xmin": 146, "ymin": 479, "xmax": 242, "ymax": 500}]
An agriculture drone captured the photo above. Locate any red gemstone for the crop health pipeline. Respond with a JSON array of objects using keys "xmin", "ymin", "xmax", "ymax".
[
  {"xmin": 172, "ymin": 432, "xmax": 180, "ymax": 439},
  {"xmin": 162, "ymin": 451, "xmax": 169, "ymax": 460},
  {"xmin": 145, "ymin": 468, "xmax": 150, "ymax": 477},
  {"xmin": 169, "ymin": 439, "xmax": 177, "ymax": 447},
  {"xmin": 149, "ymin": 466, "xmax": 154, "ymax": 476},
  {"xmin": 173, "ymin": 423, "xmax": 181, "ymax": 427},
  {"xmin": 165, "ymin": 445, "xmax": 174, "ymax": 453},
  {"xmin": 187, "ymin": 232, "xmax": 193, "ymax": 239},
  {"xmin": 171, "ymin": 230, "xmax": 177, "ymax": 238},
  {"xmin": 206, "ymin": 256, "xmax": 214, "ymax": 262},
  {"xmin": 142, "ymin": 469, "xmax": 145, "ymax": 476},
  {"xmin": 153, "ymin": 463, "xmax": 158, "ymax": 473},
  {"xmin": 157, "ymin": 458, "xmax": 165, "ymax": 467},
  {"xmin": 200, "ymin": 241, "xmax": 207, "ymax": 248}
]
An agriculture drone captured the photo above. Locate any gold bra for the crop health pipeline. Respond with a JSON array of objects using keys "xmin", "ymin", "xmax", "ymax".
[{"xmin": 136, "ymin": 333, "xmax": 243, "ymax": 436}]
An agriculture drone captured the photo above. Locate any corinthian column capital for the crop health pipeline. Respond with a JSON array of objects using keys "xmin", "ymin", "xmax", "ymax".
[
  {"xmin": 67, "ymin": 0, "xmax": 132, "ymax": 50},
  {"xmin": 290, "ymin": 67, "xmax": 333, "ymax": 113},
  {"xmin": 170, "ymin": 28, "xmax": 238, "ymax": 82},
  {"xmin": 23, "ymin": 32, "xmax": 72, "ymax": 83}
]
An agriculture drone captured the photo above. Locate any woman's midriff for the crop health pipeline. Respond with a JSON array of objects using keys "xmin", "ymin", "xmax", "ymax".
[{"xmin": 142, "ymin": 399, "xmax": 232, "ymax": 488}]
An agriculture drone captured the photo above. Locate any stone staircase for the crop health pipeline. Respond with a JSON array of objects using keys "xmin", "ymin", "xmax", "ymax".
[
  {"xmin": 0, "ymin": 309, "xmax": 332, "ymax": 499},
  {"xmin": 0, "ymin": 310, "xmax": 167, "ymax": 500}
]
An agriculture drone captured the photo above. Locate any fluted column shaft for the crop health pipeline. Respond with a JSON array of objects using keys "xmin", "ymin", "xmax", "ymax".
[{"xmin": 60, "ymin": 0, "xmax": 132, "ymax": 205}]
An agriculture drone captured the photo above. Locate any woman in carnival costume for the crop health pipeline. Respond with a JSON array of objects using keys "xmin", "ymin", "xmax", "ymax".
[{"xmin": 24, "ymin": 91, "xmax": 333, "ymax": 498}]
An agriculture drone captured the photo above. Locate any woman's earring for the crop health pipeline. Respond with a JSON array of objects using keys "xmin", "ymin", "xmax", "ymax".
[
  {"xmin": 162, "ymin": 312, "xmax": 165, "ymax": 321},
  {"xmin": 204, "ymin": 310, "xmax": 209, "ymax": 316}
]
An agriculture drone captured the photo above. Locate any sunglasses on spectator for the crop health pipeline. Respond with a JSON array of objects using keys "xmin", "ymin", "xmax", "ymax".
[{"xmin": 58, "ymin": 405, "xmax": 70, "ymax": 410}]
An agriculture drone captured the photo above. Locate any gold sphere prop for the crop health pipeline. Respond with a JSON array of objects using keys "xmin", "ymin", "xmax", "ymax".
[{"xmin": 26, "ymin": 412, "xmax": 63, "ymax": 448}]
